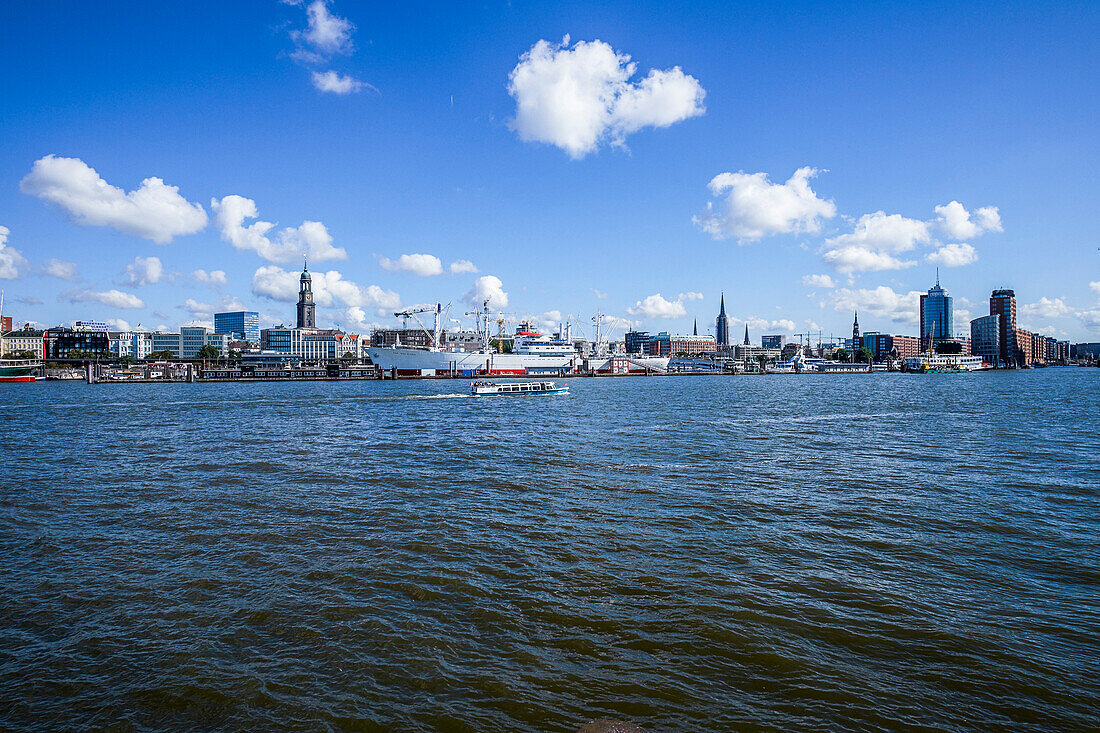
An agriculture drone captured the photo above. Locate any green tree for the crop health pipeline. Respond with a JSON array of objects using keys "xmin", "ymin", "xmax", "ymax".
[
  {"xmin": 196, "ymin": 345, "xmax": 220, "ymax": 360},
  {"xmin": 342, "ymin": 350, "xmax": 357, "ymax": 362},
  {"xmin": 147, "ymin": 349, "xmax": 175, "ymax": 361},
  {"xmin": 834, "ymin": 347, "xmax": 849, "ymax": 362},
  {"xmin": 857, "ymin": 347, "xmax": 874, "ymax": 363}
]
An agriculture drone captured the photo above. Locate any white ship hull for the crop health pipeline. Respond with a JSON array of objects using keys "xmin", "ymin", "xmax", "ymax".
[
  {"xmin": 367, "ymin": 346, "xmax": 577, "ymax": 375},
  {"xmin": 587, "ymin": 354, "xmax": 670, "ymax": 373}
]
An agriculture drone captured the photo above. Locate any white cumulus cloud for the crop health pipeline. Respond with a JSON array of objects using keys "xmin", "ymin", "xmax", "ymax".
[
  {"xmin": 379, "ymin": 253, "xmax": 444, "ymax": 276},
  {"xmin": 20, "ymin": 155, "xmax": 207, "ymax": 243},
  {"xmin": 934, "ymin": 200, "xmax": 1002, "ymax": 239},
  {"xmin": 1020, "ymin": 297, "xmax": 1070, "ymax": 319},
  {"xmin": 42, "ymin": 258, "xmax": 78, "ymax": 281},
  {"xmin": 192, "ymin": 269, "xmax": 228, "ymax": 286},
  {"xmin": 926, "ymin": 242, "xmax": 978, "ymax": 267},
  {"xmin": 802, "ymin": 274, "xmax": 836, "ymax": 289},
  {"xmin": 508, "ymin": 36, "xmax": 705, "ymax": 159},
  {"xmin": 694, "ymin": 167, "xmax": 836, "ymax": 242},
  {"xmin": 212, "ymin": 195, "xmax": 347, "ymax": 264},
  {"xmin": 311, "ymin": 70, "xmax": 364, "ymax": 94},
  {"xmin": 124, "ymin": 256, "xmax": 163, "ymax": 286},
  {"xmin": 821, "ymin": 211, "xmax": 931, "ymax": 274},
  {"xmin": 449, "ymin": 259, "xmax": 478, "ymax": 275},
  {"xmin": 463, "ymin": 275, "xmax": 509, "ymax": 309},
  {"xmin": 831, "ymin": 286, "xmax": 925, "ymax": 326},
  {"xmin": 0, "ymin": 226, "xmax": 27, "ymax": 280},
  {"xmin": 1089, "ymin": 281, "xmax": 1100, "ymax": 296},
  {"xmin": 62, "ymin": 288, "xmax": 146, "ymax": 310},
  {"xmin": 628, "ymin": 293, "xmax": 688, "ymax": 319}
]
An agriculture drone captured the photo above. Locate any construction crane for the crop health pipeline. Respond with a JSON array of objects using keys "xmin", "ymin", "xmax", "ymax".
[{"xmin": 393, "ymin": 304, "xmax": 446, "ymax": 347}]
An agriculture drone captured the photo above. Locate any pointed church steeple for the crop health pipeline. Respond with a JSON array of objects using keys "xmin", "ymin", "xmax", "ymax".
[
  {"xmin": 715, "ymin": 291, "xmax": 729, "ymax": 347},
  {"xmin": 693, "ymin": 318, "xmax": 698, "ymax": 336},
  {"xmin": 744, "ymin": 323, "xmax": 750, "ymax": 345}
]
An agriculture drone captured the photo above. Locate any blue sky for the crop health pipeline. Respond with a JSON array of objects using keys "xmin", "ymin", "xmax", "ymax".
[{"xmin": 1, "ymin": 0, "xmax": 1098, "ymax": 341}]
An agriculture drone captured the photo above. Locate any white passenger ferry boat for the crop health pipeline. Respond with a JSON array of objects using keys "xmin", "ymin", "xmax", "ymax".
[{"xmin": 470, "ymin": 380, "xmax": 569, "ymax": 396}]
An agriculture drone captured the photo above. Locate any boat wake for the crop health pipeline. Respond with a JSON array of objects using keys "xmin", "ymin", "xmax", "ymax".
[{"xmin": 406, "ymin": 393, "xmax": 472, "ymax": 400}]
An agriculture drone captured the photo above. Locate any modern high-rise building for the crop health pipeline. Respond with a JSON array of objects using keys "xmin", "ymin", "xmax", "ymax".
[
  {"xmin": 715, "ymin": 293, "xmax": 729, "ymax": 348},
  {"xmin": 919, "ymin": 275, "xmax": 953, "ymax": 351},
  {"xmin": 761, "ymin": 334, "xmax": 786, "ymax": 349},
  {"xmin": 625, "ymin": 331, "xmax": 650, "ymax": 355},
  {"xmin": 296, "ymin": 261, "xmax": 316, "ymax": 329},
  {"xmin": 990, "ymin": 289, "xmax": 1017, "ymax": 366},
  {"xmin": 214, "ymin": 311, "xmax": 260, "ymax": 342},
  {"xmin": 970, "ymin": 314, "xmax": 1001, "ymax": 365}
]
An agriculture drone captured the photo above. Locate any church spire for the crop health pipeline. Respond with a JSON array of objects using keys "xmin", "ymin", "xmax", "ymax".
[
  {"xmin": 693, "ymin": 318, "xmax": 698, "ymax": 336},
  {"xmin": 744, "ymin": 323, "xmax": 750, "ymax": 345},
  {"xmin": 719, "ymin": 291, "xmax": 726, "ymax": 316}
]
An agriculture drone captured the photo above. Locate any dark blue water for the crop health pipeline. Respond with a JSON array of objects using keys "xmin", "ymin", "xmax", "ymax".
[{"xmin": 1, "ymin": 370, "xmax": 1098, "ymax": 731}]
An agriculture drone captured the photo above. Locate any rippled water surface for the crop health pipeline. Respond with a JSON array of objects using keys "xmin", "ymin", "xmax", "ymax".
[{"xmin": 2, "ymin": 370, "xmax": 1098, "ymax": 731}]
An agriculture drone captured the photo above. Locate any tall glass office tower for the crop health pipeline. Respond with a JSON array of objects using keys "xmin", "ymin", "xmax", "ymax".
[{"xmin": 919, "ymin": 274, "xmax": 953, "ymax": 350}]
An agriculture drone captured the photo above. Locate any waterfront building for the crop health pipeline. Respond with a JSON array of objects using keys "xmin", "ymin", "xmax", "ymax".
[
  {"xmin": 970, "ymin": 314, "xmax": 1000, "ymax": 365},
  {"xmin": 44, "ymin": 327, "xmax": 110, "ymax": 358},
  {"xmin": 715, "ymin": 294, "xmax": 729, "ymax": 349},
  {"xmin": 1072, "ymin": 343, "xmax": 1100, "ymax": 360},
  {"xmin": 439, "ymin": 329, "xmax": 484, "ymax": 352},
  {"xmin": 1, "ymin": 328, "xmax": 44, "ymax": 357},
  {"xmin": 780, "ymin": 342, "xmax": 802, "ymax": 360},
  {"xmin": 262, "ymin": 326, "xmax": 362, "ymax": 361},
  {"xmin": 919, "ymin": 275, "xmax": 953, "ymax": 351},
  {"xmin": 296, "ymin": 262, "xmax": 317, "ymax": 330},
  {"xmin": 648, "ymin": 332, "xmax": 716, "ymax": 356},
  {"xmin": 1014, "ymin": 328, "xmax": 1034, "ymax": 367},
  {"xmin": 214, "ymin": 311, "xmax": 260, "ymax": 342},
  {"xmin": 149, "ymin": 329, "xmax": 230, "ymax": 359},
  {"xmin": 891, "ymin": 335, "xmax": 921, "ymax": 360},
  {"xmin": 861, "ymin": 332, "xmax": 894, "ymax": 361},
  {"xmin": 761, "ymin": 334, "xmax": 786, "ymax": 349},
  {"xmin": 733, "ymin": 344, "xmax": 782, "ymax": 361},
  {"xmin": 625, "ymin": 330, "xmax": 650, "ymax": 355},
  {"xmin": 1, "ymin": 316, "xmax": 11, "ymax": 333},
  {"xmin": 370, "ymin": 328, "xmax": 438, "ymax": 348},
  {"xmin": 990, "ymin": 289, "xmax": 1017, "ymax": 366},
  {"xmin": 109, "ymin": 331, "xmax": 154, "ymax": 359}
]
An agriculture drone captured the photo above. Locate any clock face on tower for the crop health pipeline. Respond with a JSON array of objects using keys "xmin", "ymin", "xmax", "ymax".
[{"xmin": 305, "ymin": 294, "xmax": 312, "ymax": 302}]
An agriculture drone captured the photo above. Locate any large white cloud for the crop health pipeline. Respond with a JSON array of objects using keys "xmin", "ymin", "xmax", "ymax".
[
  {"xmin": 694, "ymin": 167, "xmax": 836, "ymax": 242},
  {"xmin": 123, "ymin": 256, "xmax": 163, "ymax": 286},
  {"xmin": 0, "ymin": 226, "xmax": 27, "ymax": 280},
  {"xmin": 379, "ymin": 253, "xmax": 444, "ymax": 276},
  {"xmin": 821, "ymin": 211, "xmax": 931, "ymax": 274},
  {"xmin": 62, "ymin": 287, "xmax": 146, "ymax": 309},
  {"xmin": 508, "ymin": 36, "xmax": 705, "ymax": 159},
  {"xmin": 934, "ymin": 200, "xmax": 1002, "ymax": 239},
  {"xmin": 449, "ymin": 259, "xmax": 478, "ymax": 275},
  {"xmin": 311, "ymin": 70, "xmax": 364, "ymax": 94},
  {"xmin": 251, "ymin": 265, "xmax": 400, "ymax": 312},
  {"xmin": 20, "ymin": 155, "xmax": 207, "ymax": 243},
  {"xmin": 212, "ymin": 195, "xmax": 347, "ymax": 264},
  {"xmin": 802, "ymin": 274, "xmax": 836, "ymax": 289},
  {"xmin": 192, "ymin": 269, "xmax": 228, "ymax": 286},
  {"xmin": 925, "ymin": 242, "xmax": 978, "ymax": 267},
  {"xmin": 831, "ymin": 286, "xmax": 925, "ymax": 325},
  {"xmin": 627, "ymin": 292, "xmax": 703, "ymax": 319},
  {"xmin": 463, "ymin": 275, "xmax": 509, "ymax": 309},
  {"xmin": 42, "ymin": 258, "xmax": 78, "ymax": 281},
  {"xmin": 1020, "ymin": 297, "xmax": 1070, "ymax": 319}
]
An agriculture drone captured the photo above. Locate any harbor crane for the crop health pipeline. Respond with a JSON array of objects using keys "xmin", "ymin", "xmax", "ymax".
[{"xmin": 393, "ymin": 303, "xmax": 448, "ymax": 347}]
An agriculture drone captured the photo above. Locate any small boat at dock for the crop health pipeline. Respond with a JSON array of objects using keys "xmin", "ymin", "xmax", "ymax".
[{"xmin": 471, "ymin": 380, "xmax": 568, "ymax": 396}]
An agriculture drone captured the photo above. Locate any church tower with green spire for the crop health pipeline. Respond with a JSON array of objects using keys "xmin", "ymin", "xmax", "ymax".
[{"xmin": 296, "ymin": 259, "xmax": 316, "ymax": 329}]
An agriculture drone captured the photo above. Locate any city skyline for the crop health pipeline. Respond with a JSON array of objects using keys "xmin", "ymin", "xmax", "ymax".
[{"xmin": 1, "ymin": 1, "xmax": 1098, "ymax": 340}]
